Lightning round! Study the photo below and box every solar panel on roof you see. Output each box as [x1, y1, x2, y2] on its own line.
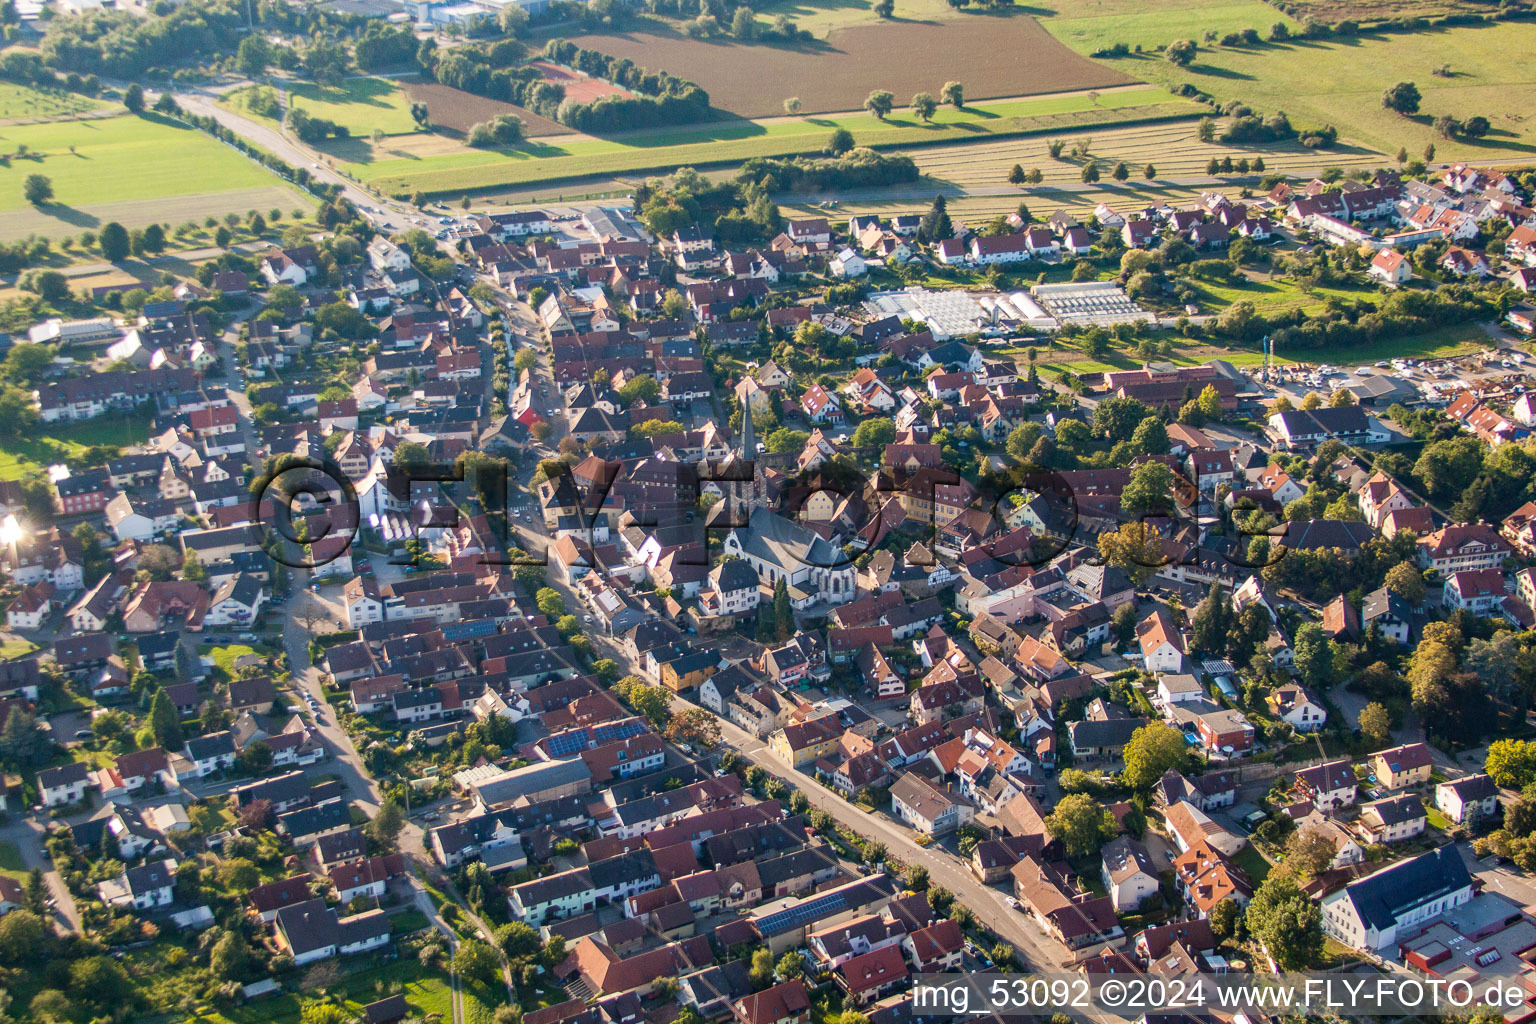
[547, 732, 588, 757]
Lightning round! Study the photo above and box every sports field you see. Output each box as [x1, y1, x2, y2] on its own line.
[566, 14, 1133, 116]
[0, 113, 305, 241]
[343, 86, 1197, 196]
[1081, 20, 1536, 158]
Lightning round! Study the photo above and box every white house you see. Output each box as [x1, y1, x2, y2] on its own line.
[367, 237, 412, 274]
[38, 761, 92, 807]
[1268, 683, 1327, 733]
[98, 858, 176, 910]
[1137, 610, 1186, 673]
[1321, 848, 1473, 953]
[829, 248, 868, 278]
[203, 573, 266, 629]
[1100, 837, 1159, 913]
[1435, 774, 1499, 826]
[1368, 249, 1411, 286]
[275, 900, 392, 966]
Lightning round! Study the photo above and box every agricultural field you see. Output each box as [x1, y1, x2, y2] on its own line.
[772, 117, 1387, 226]
[0, 113, 305, 242]
[1087, 20, 1536, 158]
[342, 86, 1197, 196]
[399, 77, 569, 137]
[566, 14, 1133, 116]
[0, 82, 107, 123]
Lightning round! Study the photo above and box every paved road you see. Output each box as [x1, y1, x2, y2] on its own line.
[0, 814, 80, 932]
[170, 88, 416, 236]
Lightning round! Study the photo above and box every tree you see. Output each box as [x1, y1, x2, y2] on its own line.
[1408, 639, 1457, 713]
[1120, 460, 1174, 520]
[665, 708, 721, 748]
[22, 175, 51, 206]
[919, 194, 952, 242]
[1112, 161, 1129, 181]
[783, 97, 802, 116]
[826, 128, 855, 155]
[1097, 522, 1164, 586]
[1358, 702, 1391, 746]
[773, 577, 793, 641]
[1283, 827, 1338, 881]
[1045, 793, 1116, 857]
[864, 90, 895, 120]
[1382, 81, 1421, 115]
[1008, 164, 1026, 185]
[1463, 115, 1491, 138]
[237, 34, 272, 77]
[851, 417, 896, 448]
[941, 81, 964, 108]
[123, 83, 143, 113]
[1197, 384, 1224, 421]
[911, 92, 937, 122]
[1197, 116, 1216, 142]
[300, 1005, 350, 1024]
[615, 677, 672, 729]
[1094, 395, 1153, 441]
[1080, 161, 1100, 183]
[411, 101, 431, 127]
[1191, 581, 1233, 656]
[749, 948, 775, 989]
[71, 956, 129, 1009]
[1121, 722, 1188, 790]
[0, 909, 47, 964]
[99, 221, 130, 262]
[1292, 623, 1335, 689]
[1131, 417, 1169, 457]
[1006, 422, 1044, 463]
[777, 950, 806, 980]
[1245, 876, 1324, 970]
[1384, 561, 1425, 604]
[1209, 898, 1240, 940]
[1166, 39, 1197, 65]
[454, 938, 501, 986]
[366, 797, 406, 849]
[149, 687, 181, 749]
[1486, 739, 1536, 789]
[536, 587, 565, 618]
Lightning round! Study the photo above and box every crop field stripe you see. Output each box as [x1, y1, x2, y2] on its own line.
[358, 101, 1204, 197]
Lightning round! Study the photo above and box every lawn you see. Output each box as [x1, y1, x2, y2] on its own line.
[204, 644, 261, 679]
[0, 409, 154, 481]
[1327, 321, 1493, 364]
[166, 956, 456, 1024]
[0, 840, 27, 881]
[345, 87, 1199, 196]
[1191, 275, 1381, 317]
[0, 639, 38, 660]
[1040, 0, 1298, 56]
[0, 82, 107, 123]
[1086, 21, 1536, 159]
[1233, 844, 1272, 882]
[0, 113, 305, 241]
[224, 79, 421, 137]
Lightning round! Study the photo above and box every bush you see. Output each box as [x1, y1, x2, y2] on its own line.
[467, 113, 525, 147]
